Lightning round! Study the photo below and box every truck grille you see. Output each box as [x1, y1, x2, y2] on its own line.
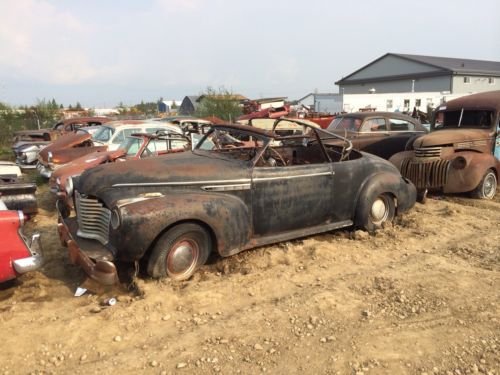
[401, 158, 450, 189]
[75, 191, 111, 245]
[414, 146, 441, 159]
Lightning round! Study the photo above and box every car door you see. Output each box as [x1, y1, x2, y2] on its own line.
[251, 150, 334, 236]
[385, 117, 421, 158]
[353, 117, 395, 159]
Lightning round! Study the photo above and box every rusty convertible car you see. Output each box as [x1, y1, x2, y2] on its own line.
[325, 112, 427, 160]
[57, 120, 416, 284]
[390, 90, 500, 201]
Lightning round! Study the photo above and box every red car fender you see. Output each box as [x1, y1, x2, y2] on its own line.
[0, 211, 31, 282]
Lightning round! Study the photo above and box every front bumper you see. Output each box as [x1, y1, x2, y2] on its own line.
[37, 163, 53, 178]
[57, 201, 118, 285]
[13, 233, 43, 274]
[15, 159, 37, 170]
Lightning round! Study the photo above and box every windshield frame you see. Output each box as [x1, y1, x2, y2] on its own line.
[194, 126, 271, 164]
[431, 107, 496, 131]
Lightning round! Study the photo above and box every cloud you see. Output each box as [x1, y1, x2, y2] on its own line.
[152, 0, 203, 14]
[0, 0, 102, 84]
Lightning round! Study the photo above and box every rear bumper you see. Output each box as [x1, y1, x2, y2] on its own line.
[57, 201, 118, 285]
[13, 233, 43, 274]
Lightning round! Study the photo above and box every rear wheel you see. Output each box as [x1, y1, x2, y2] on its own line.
[147, 223, 211, 281]
[471, 169, 497, 199]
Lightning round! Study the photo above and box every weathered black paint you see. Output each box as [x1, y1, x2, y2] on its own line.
[61, 122, 417, 283]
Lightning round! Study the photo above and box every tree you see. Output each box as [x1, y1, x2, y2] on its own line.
[195, 86, 242, 121]
[75, 102, 82, 110]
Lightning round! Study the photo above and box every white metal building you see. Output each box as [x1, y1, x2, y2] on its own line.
[336, 53, 500, 113]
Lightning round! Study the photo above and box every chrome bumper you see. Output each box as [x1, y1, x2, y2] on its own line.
[57, 201, 118, 285]
[37, 163, 52, 178]
[13, 233, 43, 274]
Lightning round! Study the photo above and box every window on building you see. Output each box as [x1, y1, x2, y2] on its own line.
[415, 99, 421, 107]
[464, 76, 471, 84]
[404, 99, 410, 108]
[489, 77, 495, 84]
[386, 99, 393, 109]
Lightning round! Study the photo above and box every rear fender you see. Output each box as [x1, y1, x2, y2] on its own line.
[114, 192, 251, 261]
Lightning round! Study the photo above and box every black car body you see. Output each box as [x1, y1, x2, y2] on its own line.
[57, 120, 416, 284]
[325, 112, 427, 160]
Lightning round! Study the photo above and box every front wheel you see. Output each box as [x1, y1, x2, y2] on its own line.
[471, 169, 497, 199]
[147, 223, 211, 281]
[357, 193, 396, 232]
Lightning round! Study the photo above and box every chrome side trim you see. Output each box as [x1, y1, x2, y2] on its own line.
[253, 171, 334, 182]
[201, 184, 251, 191]
[112, 178, 252, 188]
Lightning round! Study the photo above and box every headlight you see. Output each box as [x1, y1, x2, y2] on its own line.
[65, 176, 74, 197]
[451, 156, 466, 169]
[110, 208, 121, 229]
[47, 151, 53, 164]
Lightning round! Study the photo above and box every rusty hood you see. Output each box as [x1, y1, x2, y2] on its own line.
[50, 149, 126, 187]
[76, 151, 251, 200]
[39, 132, 92, 162]
[413, 128, 492, 148]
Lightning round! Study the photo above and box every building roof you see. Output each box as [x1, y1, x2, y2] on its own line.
[252, 97, 287, 104]
[297, 93, 339, 102]
[336, 53, 500, 85]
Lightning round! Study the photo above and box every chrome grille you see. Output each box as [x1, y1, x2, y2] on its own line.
[414, 146, 442, 159]
[75, 191, 111, 245]
[401, 158, 450, 189]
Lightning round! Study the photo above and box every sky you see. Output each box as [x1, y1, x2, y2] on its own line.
[0, 0, 499, 107]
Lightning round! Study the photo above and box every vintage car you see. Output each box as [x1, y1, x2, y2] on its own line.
[390, 91, 500, 201]
[12, 117, 111, 169]
[325, 112, 427, 160]
[0, 162, 37, 216]
[50, 131, 190, 202]
[0, 201, 43, 283]
[57, 120, 416, 285]
[37, 120, 181, 178]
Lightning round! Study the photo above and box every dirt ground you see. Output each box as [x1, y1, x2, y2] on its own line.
[0, 182, 499, 375]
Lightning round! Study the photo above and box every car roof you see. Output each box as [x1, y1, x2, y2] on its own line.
[103, 120, 179, 130]
[58, 116, 111, 125]
[339, 112, 419, 121]
[441, 90, 500, 112]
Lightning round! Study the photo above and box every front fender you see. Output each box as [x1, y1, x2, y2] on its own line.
[355, 172, 416, 224]
[111, 192, 251, 261]
[445, 152, 499, 193]
[389, 150, 414, 171]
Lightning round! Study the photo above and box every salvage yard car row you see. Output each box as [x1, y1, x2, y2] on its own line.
[1, 90, 499, 286]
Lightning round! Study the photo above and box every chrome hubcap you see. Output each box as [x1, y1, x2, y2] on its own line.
[483, 173, 497, 199]
[167, 239, 198, 275]
[370, 196, 389, 225]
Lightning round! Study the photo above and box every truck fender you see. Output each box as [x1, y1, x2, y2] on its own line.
[445, 152, 499, 193]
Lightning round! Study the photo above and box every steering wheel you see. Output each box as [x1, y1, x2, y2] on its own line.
[267, 147, 287, 166]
